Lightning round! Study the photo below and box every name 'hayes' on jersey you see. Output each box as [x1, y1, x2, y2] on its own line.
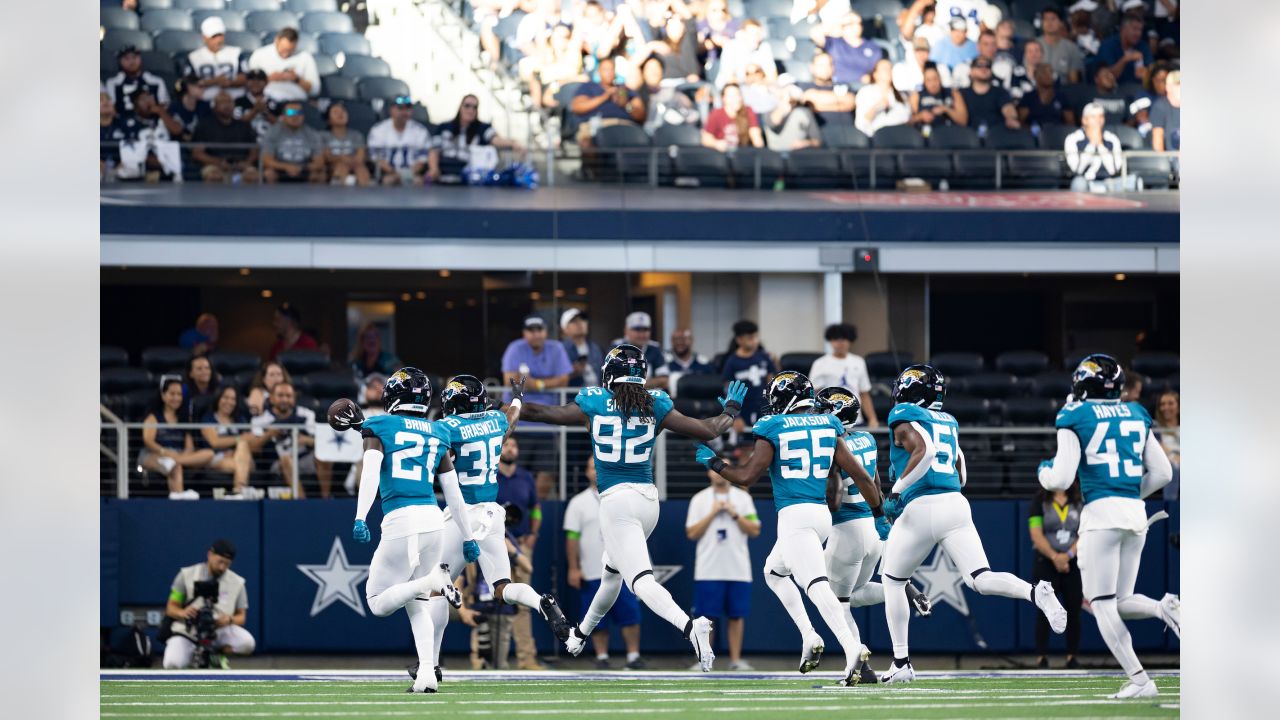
[888, 403, 963, 508]
[575, 387, 673, 492]
[1055, 400, 1153, 504]
[753, 412, 845, 511]
[361, 414, 448, 515]
[437, 409, 508, 504]
[832, 430, 877, 524]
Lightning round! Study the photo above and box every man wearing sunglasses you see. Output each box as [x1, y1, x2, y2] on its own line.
[368, 95, 439, 186]
[262, 101, 327, 184]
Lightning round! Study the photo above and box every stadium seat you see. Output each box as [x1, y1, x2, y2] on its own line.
[853, 1, 907, 32]
[789, 39, 818, 66]
[174, 0, 227, 9]
[299, 10, 354, 34]
[865, 351, 913, 379]
[952, 150, 998, 187]
[319, 31, 372, 57]
[1125, 154, 1174, 189]
[746, 0, 792, 21]
[303, 102, 328, 130]
[1029, 371, 1072, 399]
[103, 28, 155, 53]
[1001, 396, 1059, 426]
[102, 346, 130, 369]
[286, 0, 338, 12]
[897, 151, 952, 182]
[927, 125, 979, 149]
[192, 10, 248, 33]
[779, 352, 822, 375]
[1037, 123, 1075, 151]
[675, 374, 725, 400]
[653, 123, 702, 148]
[102, 8, 141, 30]
[140, 8, 195, 33]
[729, 148, 785, 188]
[141, 49, 178, 74]
[230, 0, 283, 11]
[338, 54, 390, 79]
[1006, 153, 1065, 188]
[245, 10, 299, 34]
[120, 387, 165, 421]
[872, 125, 924, 149]
[785, 149, 847, 189]
[322, 74, 358, 100]
[963, 371, 1019, 398]
[943, 395, 990, 425]
[138, 0, 176, 9]
[821, 124, 870, 149]
[671, 147, 731, 187]
[1106, 124, 1145, 151]
[357, 76, 410, 102]
[985, 126, 1035, 150]
[995, 350, 1049, 376]
[305, 371, 359, 399]
[869, 385, 894, 422]
[278, 349, 331, 375]
[595, 124, 653, 181]
[312, 52, 338, 77]
[153, 29, 204, 54]
[930, 352, 984, 377]
[231, 370, 258, 393]
[343, 101, 380, 134]
[140, 346, 191, 374]
[1130, 352, 1179, 379]
[224, 30, 263, 51]
[208, 351, 262, 376]
[101, 367, 155, 394]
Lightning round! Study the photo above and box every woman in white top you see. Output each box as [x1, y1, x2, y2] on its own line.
[854, 59, 911, 136]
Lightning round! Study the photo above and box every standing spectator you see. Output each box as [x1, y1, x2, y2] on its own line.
[910, 62, 969, 130]
[1018, 63, 1075, 128]
[1068, 1, 1102, 58]
[1028, 483, 1084, 669]
[349, 322, 399, 379]
[503, 314, 574, 404]
[854, 59, 911, 136]
[697, 0, 741, 64]
[184, 16, 246, 102]
[563, 456, 644, 669]
[1150, 70, 1179, 152]
[1083, 66, 1130, 126]
[1065, 103, 1135, 192]
[183, 354, 221, 420]
[247, 361, 291, 418]
[261, 102, 326, 184]
[1037, 6, 1084, 84]
[661, 328, 715, 377]
[167, 75, 211, 142]
[701, 84, 764, 151]
[808, 323, 878, 427]
[496, 436, 545, 671]
[571, 55, 646, 147]
[368, 96, 438, 186]
[715, 19, 775, 88]
[192, 92, 259, 184]
[951, 29, 1002, 89]
[929, 17, 978, 73]
[197, 385, 256, 498]
[248, 381, 331, 498]
[435, 95, 526, 176]
[140, 377, 203, 500]
[560, 308, 604, 388]
[609, 311, 666, 379]
[1006, 39, 1044, 101]
[267, 302, 320, 361]
[1097, 15, 1151, 85]
[799, 52, 855, 124]
[812, 11, 882, 87]
[162, 539, 255, 668]
[247, 27, 319, 103]
[720, 320, 777, 424]
[959, 56, 1020, 131]
[104, 45, 169, 117]
[178, 313, 219, 356]
[685, 459, 760, 671]
[321, 103, 371, 187]
[233, 70, 273, 140]
[894, 35, 952, 95]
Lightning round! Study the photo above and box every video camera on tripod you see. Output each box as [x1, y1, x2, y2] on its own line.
[189, 579, 221, 669]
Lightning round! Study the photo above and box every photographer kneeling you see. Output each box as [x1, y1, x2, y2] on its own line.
[162, 539, 255, 669]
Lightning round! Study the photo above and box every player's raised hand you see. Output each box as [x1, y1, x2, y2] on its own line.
[694, 443, 718, 468]
[352, 519, 371, 543]
[463, 540, 481, 564]
[719, 380, 748, 417]
[510, 376, 527, 403]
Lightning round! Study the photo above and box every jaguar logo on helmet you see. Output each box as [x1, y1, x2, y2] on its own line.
[899, 368, 927, 387]
[446, 380, 468, 394]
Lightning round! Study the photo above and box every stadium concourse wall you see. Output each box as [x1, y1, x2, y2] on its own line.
[101, 498, 1179, 658]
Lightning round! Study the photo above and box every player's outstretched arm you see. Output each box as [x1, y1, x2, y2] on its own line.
[696, 437, 774, 489]
[834, 438, 884, 509]
[1139, 430, 1173, 498]
[518, 399, 589, 426]
[661, 379, 748, 440]
[1038, 429, 1082, 491]
[501, 377, 526, 442]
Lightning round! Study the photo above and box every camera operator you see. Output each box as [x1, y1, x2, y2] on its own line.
[161, 539, 255, 669]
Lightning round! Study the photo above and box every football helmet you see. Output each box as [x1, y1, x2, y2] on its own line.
[816, 386, 861, 432]
[764, 371, 816, 415]
[601, 344, 648, 387]
[893, 364, 945, 410]
[441, 374, 489, 416]
[1071, 353, 1124, 401]
[383, 367, 431, 416]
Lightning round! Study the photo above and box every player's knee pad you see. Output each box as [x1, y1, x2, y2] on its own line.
[882, 573, 909, 587]
[804, 576, 830, 596]
[630, 569, 654, 592]
[492, 578, 511, 599]
[962, 567, 990, 592]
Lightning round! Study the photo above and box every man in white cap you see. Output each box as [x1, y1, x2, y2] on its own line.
[560, 308, 603, 388]
[1068, 1, 1103, 56]
[610, 311, 665, 381]
[184, 17, 247, 102]
[1064, 103, 1139, 193]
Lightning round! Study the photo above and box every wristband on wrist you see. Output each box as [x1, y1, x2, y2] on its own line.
[870, 504, 884, 518]
[722, 401, 741, 418]
[510, 398, 523, 410]
[709, 458, 727, 473]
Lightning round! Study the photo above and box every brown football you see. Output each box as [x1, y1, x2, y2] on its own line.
[327, 397, 361, 431]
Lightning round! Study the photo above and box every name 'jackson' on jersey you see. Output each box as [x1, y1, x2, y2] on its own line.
[888, 403, 963, 508]
[436, 410, 509, 505]
[832, 430, 877, 524]
[574, 387, 674, 492]
[361, 414, 448, 515]
[753, 412, 845, 511]
[1055, 400, 1153, 504]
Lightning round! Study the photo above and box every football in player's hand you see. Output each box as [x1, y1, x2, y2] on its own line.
[327, 398, 364, 432]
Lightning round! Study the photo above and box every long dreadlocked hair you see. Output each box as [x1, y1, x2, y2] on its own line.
[613, 382, 656, 423]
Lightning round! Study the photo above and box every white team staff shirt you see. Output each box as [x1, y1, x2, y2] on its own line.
[186, 46, 247, 101]
[808, 353, 872, 394]
[563, 487, 604, 582]
[247, 45, 320, 102]
[367, 119, 434, 169]
[686, 486, 757, 582]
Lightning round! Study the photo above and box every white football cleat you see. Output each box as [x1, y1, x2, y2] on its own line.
[1110, 679, 1158, 699]
[880, 659, 916, 684]
[798, 632, 825, 674]
[689, 616, 715, 672]
[564, 625, 587, 657]
[1034, 580, 1068, 634]
[1158, 594, 1180, 639]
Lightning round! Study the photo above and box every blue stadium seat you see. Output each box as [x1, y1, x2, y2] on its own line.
[356, 76, 410, 102]
[1130, 352, 1179, 379]
[230, 0, 283, 11]
[322, 74, 359, 100]
[744, 0, 791, 19]
[653, 123, 702, 147]
[101, 367, 156, 394]
[1009, 1, 1042, 23]
[299, 10, 354, 34]
[286, 0, 338, 12]
[1125, 154, 1173, 189]
[995, 350, 1049, 376]
[208, 351, 262, 376]
[102, 8, 141, 30]
[897, 151, 951, 182]
[138, 0, 176, 9]
[865, 351, 913, 379]
[342, 100, 380, 134]
[1006, 153, 1065, 188]
[1037, 123, 1075, 151]
[728, 148, 785, 188]
[174, 0, 227, 10]
[245, 9, 299, 34]
[140, 8, 195, 33]
[671, 147, 731, 188]
[927, 125, 980, 149]
[594, 124, 653, 181]
[1001, 396, 1059, 426]
[780, 352, 822, 375]
[303, 102, 328, 130]
[930, 352, 985, 377]
[942, 395, 990, 425]
[153, 29, 205, 54]
[785, 149, 846, 188]
[962, 371, 1019, 398]
[192, 10, 249, 33]
[313, 52, 338, 77]
[339, 54, 390, 79]
[141, 49, 179, 74]
[103, 28, 156, 53]
[318, 31, 372, 57]
[223, 30, 262, 50]
[985, 126, 1035, 150]
[822, 124, 871, 149]
[1107, 124, 1145, 150]
[1029, 371, 1071, 399]
[278, 349, 331, 375]
[140, 346, 191, 374]
[102, 346, 130, 369]
[676, 374, 725, 400]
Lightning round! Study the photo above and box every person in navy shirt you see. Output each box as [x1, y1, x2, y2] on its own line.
[1018, 63, 1075, 127]
[1097, 16, 1152, 85]
[720, 320, 777, 424]
[812, 11, 884, 86]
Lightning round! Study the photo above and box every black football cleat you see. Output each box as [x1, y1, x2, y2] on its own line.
[540, 594, 572, 643]
[406, 662, 442, 683]
[906, 583, 932, 617]
[858, 658, 879, 684]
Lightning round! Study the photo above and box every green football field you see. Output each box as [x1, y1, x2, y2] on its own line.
[101, 670, 1180, 719]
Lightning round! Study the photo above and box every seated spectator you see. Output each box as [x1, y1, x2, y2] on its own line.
[197, 385, 256, 497]
[764, 81, 821, 151]
[560, 308, 604, 388]
[349, 322, 399, 379]
[631, 55, 701, 134]
[529, 22, 586, 110]
[368, 96, 438, 186]
[855, 59, 911, 136]
[715, 19, 775, 88]
[1150, 70, 1179, 152]
[503, 314, 573, 404]
[910, 62, 968, 129]
[179, 313, 219, 355]
[100, 91, 137, 181]
[267, 302, 319, 361]
[571, 56, 646, 147]
[1006, 39, 1044, 101]
[140, 377, 204, 500]
[248, 381, 330, 498]
[1068, 1, 1102, 57]
[993, 18, 1021, 69]
[262, 101, 326, 184]
[116, 88, 183, 182]
[183, 354, 221, 420]
[247, 27, 319, 103]
[930, 17, 978, 72]
[1082, 67, 1128, 126]
[191, 92, 259, 184]
[740, 63, 779, 119]
[702, 83, 764, 151]
[166, 75, 211, 142]
[1018, 63, 1075, 128]
[812, 11, 882, 87]
[1097, 15, 1151, 85]
[320, 103, 371, 187]
[654, 327, 714, 390]
[104, 45, 169, 118]
[247, 361, 292, 417]
[1129, 61, 1170, 138]
[798, 52, 854, 125]
[184, 16, 247, 102]
[697, 0, 741, 64]
[436, 95, 526, 177]
[233, 70, 273, 140]
[1037, 7, 1084, 84]
[642, 8, 702, 82]
[808, 322, 877, 427]
[720, 320, 776, 424]
[894, 35, 952, 95]
[959, 56, 1019, 131]
[1065, 103, 1136, 193]
[609, 311, 667, 379]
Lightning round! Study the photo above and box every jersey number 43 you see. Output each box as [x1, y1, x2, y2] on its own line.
[1084, 421, 1146, 478]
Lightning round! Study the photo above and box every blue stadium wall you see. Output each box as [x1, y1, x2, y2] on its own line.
[101, 499, 1179, 657]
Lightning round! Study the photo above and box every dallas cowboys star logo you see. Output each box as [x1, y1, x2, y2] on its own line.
[914, 549, 969, 616]
[652, 565, 683, 585]
[297, 537, 370, 617]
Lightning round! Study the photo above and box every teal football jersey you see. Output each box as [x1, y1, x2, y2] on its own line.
[1055, 400, 1153, 504]
[361, 414, 448, 515]
[888, 403, 963, 508]
[437, 410, 508, 505]
[575, 387, 674, 492]
[831, 430, 877, 525]
[754, 412, 845, 511]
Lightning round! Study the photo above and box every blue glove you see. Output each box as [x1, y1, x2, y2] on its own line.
[694, 443, 718, 468]
[875, 515, 892, 541]
[719, 380, 749, 416]
[352, 519, 370, 543]
[882, 496, 903, 521]
[463, 540, 481, 564]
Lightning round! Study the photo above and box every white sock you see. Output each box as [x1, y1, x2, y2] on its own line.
[405, 600, 438, 690]
[626, 651, 640, 662]
[883, 577, 911, 659]
[765, 572, 814, 637]
[500, 582, 542, 611]
[427, 596, 449, 665]
[1093, 598, 1147, 681]
[596, 652, 609, 661]
[848, 582, 886, 607]
[1118, 594, 1161, 620]
[808, 581, 861, 667]
[839, 600, 859, 643]
[972, 570, 1035, 601]
[581, 570, 623, 635]
[631, 574, 690, 632]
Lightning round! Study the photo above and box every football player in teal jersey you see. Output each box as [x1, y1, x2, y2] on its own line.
[878, 364, 1068, 685]
[816, 386, 932, 684]
[519, 344, 748, 670]
[1038, 354, 1178, 699]
[330, 368, 478, 694]
[696, 371, 886, 687]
